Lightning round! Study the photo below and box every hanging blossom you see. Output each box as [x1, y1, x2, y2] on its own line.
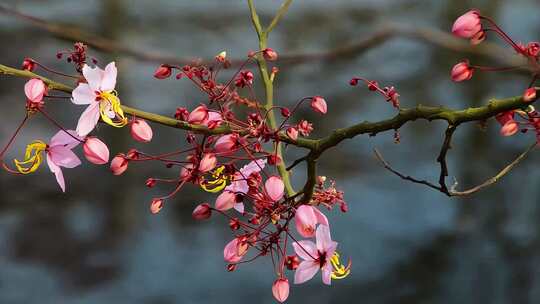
[72, 62, 128, 136]
[13, 130, 82, 192]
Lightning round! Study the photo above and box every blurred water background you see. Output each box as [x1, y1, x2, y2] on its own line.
[1, 0, 540, 303]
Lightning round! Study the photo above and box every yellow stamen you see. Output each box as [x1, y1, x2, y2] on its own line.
[14, 140, 47, 174]
[99, 90, 128, 128]
[200, 165, 230, 193]
[330, 251, 351, 280]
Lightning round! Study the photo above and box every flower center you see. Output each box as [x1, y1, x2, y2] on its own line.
[14, 140, 47, 174]
[98, 90, 128, 128]
[200, 165, 230, 193]
[330, 251, 351, 280]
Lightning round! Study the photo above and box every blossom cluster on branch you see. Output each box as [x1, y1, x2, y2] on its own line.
[0, 3, 538, 302]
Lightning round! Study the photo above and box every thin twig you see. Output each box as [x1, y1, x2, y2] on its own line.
[436, 125, 458, 193]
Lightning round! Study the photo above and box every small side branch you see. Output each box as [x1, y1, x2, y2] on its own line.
[436, 125, 458, 193]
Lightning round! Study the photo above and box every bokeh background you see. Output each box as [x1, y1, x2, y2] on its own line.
[1, 0, 540, 303]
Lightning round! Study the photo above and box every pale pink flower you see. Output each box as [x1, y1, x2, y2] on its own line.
[130, 119, 153, 143]
[292, 225, 337, 285]
[46, 130, 82, 192]
[215, 190, 236, 211]
[225, 159, 266, 212]
[452, 10, 482, 39]
[310, 96, 327, 114]
[83, 137, 110, 165]
[188, 105, 209, 124]
[24, 78, 46, 104]
[272, 278, 290, 303]
[265, 176, 284, 202]
[198, 153, 217, 173]
[294, 205, 329, 238]
[72, 62, 127, 136]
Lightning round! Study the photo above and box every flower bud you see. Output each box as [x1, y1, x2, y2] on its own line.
[267, 154, 281, 165]
[153, 64, 172, 79]
[187, 105, 209, 124]
[310, 96, 327, 114]
[224, 238, 245, 263]
[215, 51, 227, 62]
[130, 119, 153, 143]
[192, 203, 212, 220]
[150, 199, 164, 214]
[451, 61, 474, 82]
[280, 107, 291, 117]
[500, 121, 519, 137]
[294, 205, 329, 238]
[175, 107, 189, 120]
[215, 191, 236, 211]
[340, 202, 349, 213]
[452, 10, 482, 39]
[110, 154, 128, 175]
[24, 78, 47, 103]
[214, 134, 238, 154]
[146, 178, 156, 188]
[198, 153, 217, 173]
[286, 127, 298, 141]
[83, 137, 110, 165]
[272, 278, 290, 303]
[524, 87, 537, 103]
[229, 218, 240, 230]
[265, 176, 284, 202]
[527, 42, 540, 57]
[349, 78, 359, 86]
[263, 48, 278, 61]
[22, 58, 36, 71]
[127, 149, 139, 160]
[286, 255, 300, 270]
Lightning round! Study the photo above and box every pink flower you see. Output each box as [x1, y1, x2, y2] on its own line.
[265, 176, 284, 202]
[192, 203, 212, 220]
[223, 237, 247, 263]
[72, 62, 127, 136]
[214, 134, 238, 154]
[215, 190, 236, 211]
[46, 130, 82, 192]
[286, 127, 299, 141]
[272, 278, 289, 303]
[292, 225, 337, 285]
[298, 120, 313, 137]
[203, 111, 223, 129]
[294, 205, 329, 238]
[24, 78, 47, 104]
[188, 105, 209, 124]
[198, 153, 217, 173]
[263, 48, 279, 61]
[110, 154, 128, 175]
[452, 10, 482, 39]
[153, 64, 172, 79]
[83, 137, 110, 165]
[310, 96, 327, 114]
[451, 61, 474, 82]
[130, 119, 153, 143]
[225, 159, 266, 213]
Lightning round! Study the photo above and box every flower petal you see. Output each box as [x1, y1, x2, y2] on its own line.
[321, 263, 333, 285]
[233, 202, 245, 213]
[76, 102, 100, 137]
[49, 146, 81, 169]
[82, 64, 104, 91]
[292, 240, 317, 261]
[316, 225, 332, 252]
[294, 261, 319, 284]
[100, 62, 117, 91]
[312, 206, 329, 226]
[50, 130, 81, 149]
[47, 154, 65, 192]
[71, 83, 96, 105]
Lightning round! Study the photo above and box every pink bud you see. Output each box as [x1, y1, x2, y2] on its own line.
[130, 119, 153, 143]
[451, 61, 474, 82]
[310, 96, 327, 114]
[500, 121, 519, 137]
[298, 120, 313, 137]
[153, 64, 172, 79]
[280, 107, 291, 117]
[265, 176, 284, 202]
[272, 278, 290, 303]
[214, 134, 238, 153]
[215, 191, 236, 211]
[198, 153, 217, 173]
[188, 105, 209, 124]
[22, 58, 36, 71]
[294, 205, 329, 238]
[286, 127, 298, 141]
[146, 178, 156, 188]
[452, 10, 482, 39]
[223, 238, 245, 263]
[150, 199, 164, 214]
[83, 137, 110, 165]
[110, 154, 128, 175]
[24, 78, 47, 103]
[203, 111, 223, 129]
[524, 87, 537, 103]
[192, 203, 212, 220]
[263, 48, 278, 61]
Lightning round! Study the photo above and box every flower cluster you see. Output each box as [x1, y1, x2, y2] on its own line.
[1, 44, 350, 302]
[450, 10, 540, 144]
